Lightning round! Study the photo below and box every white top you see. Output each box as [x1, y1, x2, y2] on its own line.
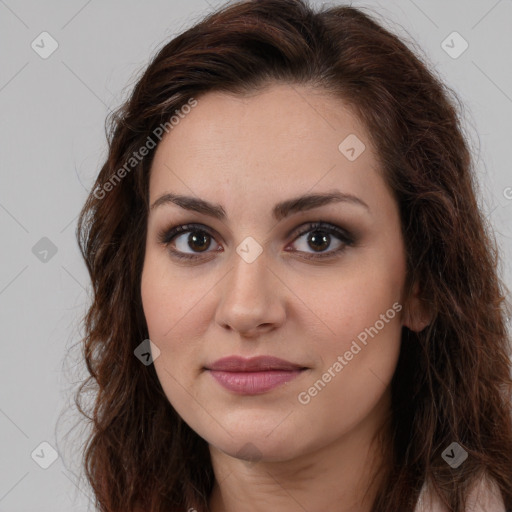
[414, 476, 507, 512]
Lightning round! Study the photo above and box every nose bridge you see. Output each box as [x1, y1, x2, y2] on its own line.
[225, 245, 271, 310]
[215, 243, 284, 334]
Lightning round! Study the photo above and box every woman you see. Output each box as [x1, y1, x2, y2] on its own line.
[75, 0, 512, 510]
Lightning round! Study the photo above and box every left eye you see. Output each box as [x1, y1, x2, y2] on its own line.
[158, 222, 354, 261]
[290, 223, 351, 257]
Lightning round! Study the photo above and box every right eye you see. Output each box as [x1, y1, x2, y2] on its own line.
[158, 223, 222, 261]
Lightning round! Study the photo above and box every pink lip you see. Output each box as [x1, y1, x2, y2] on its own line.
[205, 356, 308, 395]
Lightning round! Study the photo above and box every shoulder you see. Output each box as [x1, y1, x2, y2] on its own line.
[465, 476, 507, 512]
[414, 476, 507, 512]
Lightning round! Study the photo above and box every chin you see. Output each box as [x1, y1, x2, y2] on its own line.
[207, 426, 308, 463]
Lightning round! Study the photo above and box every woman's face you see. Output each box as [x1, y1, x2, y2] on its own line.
[141, 83, 421, 462]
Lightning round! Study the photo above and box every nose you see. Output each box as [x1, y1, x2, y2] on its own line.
[214, 248, 286, 338]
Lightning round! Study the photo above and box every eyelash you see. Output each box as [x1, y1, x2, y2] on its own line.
[157, 221, 355, 262]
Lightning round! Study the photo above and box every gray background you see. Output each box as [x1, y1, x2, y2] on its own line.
[1, 0, 511, 510]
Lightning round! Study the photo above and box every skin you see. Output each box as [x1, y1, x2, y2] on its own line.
[141, 83, 430, 511]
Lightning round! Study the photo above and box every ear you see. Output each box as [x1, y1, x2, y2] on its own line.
[402, 280, 433, 332]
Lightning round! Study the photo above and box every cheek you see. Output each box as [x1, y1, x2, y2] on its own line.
[292, 240, 405, 407]
[296, 279, 403, 440]
[141, 251, 213, 393]
[141, 275, 174, 344]
[141, 249, 206, 342]
[294, 257, 405, 351]
[141, 258, 200, 416]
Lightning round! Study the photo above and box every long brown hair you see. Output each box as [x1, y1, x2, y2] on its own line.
[73, 0, 512, 510]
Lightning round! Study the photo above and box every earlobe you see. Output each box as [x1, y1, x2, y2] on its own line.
[402, 281, 433, 333]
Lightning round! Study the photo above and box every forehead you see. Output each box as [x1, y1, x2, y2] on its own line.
[149, 83, 384, 211]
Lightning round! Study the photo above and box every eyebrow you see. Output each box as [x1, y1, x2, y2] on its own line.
[150, 190, 370, 221]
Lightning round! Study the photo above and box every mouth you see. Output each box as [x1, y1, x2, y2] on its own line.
[204, 355, 309, 395]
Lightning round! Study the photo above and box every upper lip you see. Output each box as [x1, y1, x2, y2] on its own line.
[205, 356, 307, 372]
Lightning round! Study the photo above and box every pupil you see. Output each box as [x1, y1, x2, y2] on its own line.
[189, 232, 210, 252]
[309, 231, 329, 251]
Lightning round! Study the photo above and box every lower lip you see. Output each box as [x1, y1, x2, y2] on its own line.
[207, 369, 305, 394]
